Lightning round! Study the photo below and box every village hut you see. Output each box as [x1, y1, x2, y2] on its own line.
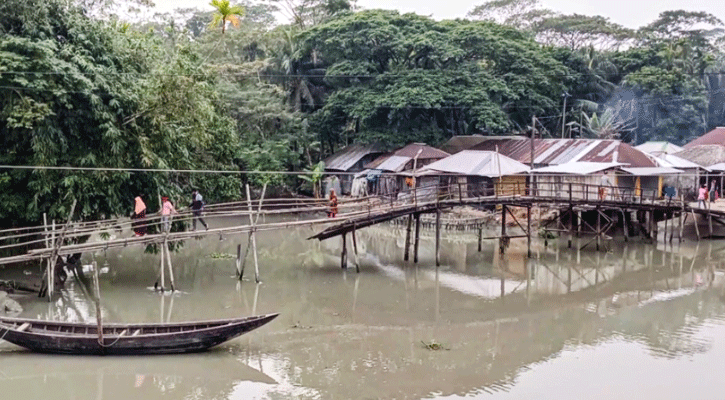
[674, 144, 725, 197]
[531, 162, 624, 200]
[365, 143, 450, 197]
[420, 150, 530, 198]
[323, 143, 385, 194]
[646, 153, 709, 199]
[471, 138, 669, 198]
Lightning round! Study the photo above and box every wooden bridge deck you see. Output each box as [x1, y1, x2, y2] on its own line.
[2, 181, 725, 267]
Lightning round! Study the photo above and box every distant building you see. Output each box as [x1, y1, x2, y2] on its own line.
[323, 143, 386, 194]
[683, 127, 725, 149]
[365, 143, 450, 197]
[469, 138, 655, 169]
[634, 141, 683, 157]
[421, 150, 530, 197]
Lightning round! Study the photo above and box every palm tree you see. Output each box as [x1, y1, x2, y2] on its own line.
[209, 0, 245, 34]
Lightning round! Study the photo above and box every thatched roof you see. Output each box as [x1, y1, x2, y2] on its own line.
[673, 145, 725, 167]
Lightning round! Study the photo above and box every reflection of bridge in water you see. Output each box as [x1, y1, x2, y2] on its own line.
[245, 239, 725, 400]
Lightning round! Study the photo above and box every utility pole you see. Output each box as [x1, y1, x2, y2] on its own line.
[531, 115, 536, 169]
[561, 92, 570, 139]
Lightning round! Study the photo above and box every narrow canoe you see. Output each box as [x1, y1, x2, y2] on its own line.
[0, 313, 278, 355]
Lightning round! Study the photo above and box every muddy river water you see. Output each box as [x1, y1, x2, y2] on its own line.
[2, 215, 725, 399]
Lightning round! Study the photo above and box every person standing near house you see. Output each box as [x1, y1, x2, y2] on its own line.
[599, 171, 612, 201]
[189, 190, 208, 231]
[160, 196, 177, 232]
[698, 184, 708, 208]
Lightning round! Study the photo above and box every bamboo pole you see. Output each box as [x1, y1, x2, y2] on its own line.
[403, 214, 412, 261]
[92, 260, 104, 348]
[164, 236, 175, 292]
[352, 224, 360, 273]
[341, 233, 348, 269]
[435, 209, 441, 267]
[527, 205, 532, 258]
[235, 243, 242, 277]
[692, 209, 700, 240]
[413, 213, 421, 264]
[44, 201, 76, 300]
[245, 184, 265, 283]
[159, 237, 165, 291]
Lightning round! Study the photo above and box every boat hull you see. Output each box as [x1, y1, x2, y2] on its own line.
[0, 313, 278, 355]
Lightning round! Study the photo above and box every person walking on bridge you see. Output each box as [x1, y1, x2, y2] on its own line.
[189, 190, 208, 231]
[132, 196, 147, 236]
[698, 184, 708, 209]
[328, 188, 338, 218]
[161, 196, 177, 232]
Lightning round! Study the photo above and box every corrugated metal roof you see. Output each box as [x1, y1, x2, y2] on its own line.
[708, 162, 725, 171]
[371, 155, 412, 172]
[652, 154, 706, 170]
[323, 143, 386, 171]
[620, 167, 682, 176]
[531, 162, 624, 175]
[439, 135, 489, 155]
[421, 150, 530, 177]
[394, 143, 450, 159]
[470, 138, 655, 167]
[683, 127, 725, 149]
[635, 141, 683, 156]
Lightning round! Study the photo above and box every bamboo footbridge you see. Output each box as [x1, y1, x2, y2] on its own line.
[1, 180, 724, 293]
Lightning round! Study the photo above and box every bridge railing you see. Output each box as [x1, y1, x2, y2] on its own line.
[396, 176, 670, 207]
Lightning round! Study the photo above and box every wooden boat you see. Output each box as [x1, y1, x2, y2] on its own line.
[0, 313, 278, 355]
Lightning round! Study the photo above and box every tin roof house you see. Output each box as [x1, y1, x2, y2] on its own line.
[420, 150, 530, 198]
[323, 143, 386, 194]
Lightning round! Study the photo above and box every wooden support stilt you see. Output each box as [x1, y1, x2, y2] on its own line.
[245, 184, 264, 283]
[477, 227, 482, 252]
[691, 209, 700, 240]
[92, 260, 103, 346]
[527, 205, 532, 258]
[413, 213, 421, 264]
[577, 211, 582, 237]
[664, 213, 669, 244]
[352, 225, 360, 273]
[567, 206, 573, 249]
[596, 206, 601, 251]
[653, 211, 659, 242]
[435, 209, 441, 267]
[235, 243, 242, 277]
[500, 205, 507, 254]
[159, 238, 165, 292]
[341, 233, 348, 269]
[43, 201, 76, 300]
[622, 209, 629, 242]
[708, 209, 713, 238]
[164, 236, 175, 292]
[403, 214, 412, 261]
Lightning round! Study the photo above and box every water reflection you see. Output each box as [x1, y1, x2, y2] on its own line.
[3, 217, 725, 399]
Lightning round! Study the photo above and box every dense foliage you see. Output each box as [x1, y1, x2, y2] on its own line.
[1, 0, 725, 228]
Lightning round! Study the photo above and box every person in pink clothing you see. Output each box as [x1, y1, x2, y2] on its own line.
[698, 185, 707, 208]
[160, 196, 177, 232]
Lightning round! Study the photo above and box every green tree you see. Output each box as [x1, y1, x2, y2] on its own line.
[209, 0, 245, 34]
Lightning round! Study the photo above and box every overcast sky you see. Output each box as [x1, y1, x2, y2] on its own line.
[151, 0, 725, 29]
